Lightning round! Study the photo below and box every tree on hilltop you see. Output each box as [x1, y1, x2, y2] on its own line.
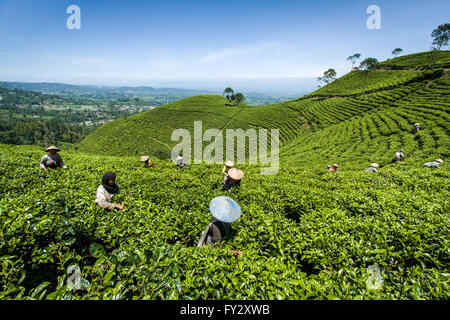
[392, 48, 403, 57]
[359, 58, 379, 95]
[317, 68, 337, 96]
[430, 23, 449, 70]
[347, 53, 361, 70]
[233, 92, 245, 106]
[224, 87, 234, 102]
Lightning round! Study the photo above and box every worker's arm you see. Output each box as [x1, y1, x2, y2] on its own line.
[40, 155, 47, 170]
[56, 154, 67, 168]
[95, 188, 118, 210]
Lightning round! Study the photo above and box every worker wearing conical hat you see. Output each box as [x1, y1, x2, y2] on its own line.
[140, 155, 157, 168]
[395, 150, 406, 162]
[331, 164, 339, 172]
[222, 160, 234, 175]
[175, 155, 188, 168]
[222, 168, 244, 192]
[412, 122, 420, 133]
[423, 158, 444, 168]
[40, 145, 67, 171]
[365, 163, 379, 173]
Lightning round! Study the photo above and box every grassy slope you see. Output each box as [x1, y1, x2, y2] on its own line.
[78, 51, 450, 166]
[1, 51, 449, 300]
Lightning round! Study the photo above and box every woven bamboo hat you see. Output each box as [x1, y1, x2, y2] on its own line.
[436, 159, 444, 163]
[177, 156, 183, 161]
[46, 145, 61, 152]
[225, 160, 234, 167]
[140, 155, 149, 162]
[228, 168, 244, 180]
[371, 163, 379, 167]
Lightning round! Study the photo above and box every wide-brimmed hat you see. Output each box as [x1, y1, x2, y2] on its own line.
[46, 145, 61, 152]
[371, 163, 379, 167]
[140, 155, 149, 162]
[209, 196, 241, 223]
[225, 160, 234, 167]
[228, 168, 244, 180]
[177, 156, 183, 161]
[436, 159, 444, 163]
[333, 164, 338, 167]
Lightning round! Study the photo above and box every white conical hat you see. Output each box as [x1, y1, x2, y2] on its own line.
[228, 168, 244, 180]
[46, 145, 61, 152]
[333, 164, 338, 167]
[225, 160, 234, 167]
[436, 159, 443, 163]
[177, 156, 183, 161]
[371, 163, 379, 167]
[140, 155, 149, 162]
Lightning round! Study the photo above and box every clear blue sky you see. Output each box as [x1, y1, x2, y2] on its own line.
[0, 0, 448, 90]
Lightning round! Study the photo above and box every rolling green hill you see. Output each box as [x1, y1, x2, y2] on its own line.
[1, 50, 449, 300]
[79, 51, 450, 168]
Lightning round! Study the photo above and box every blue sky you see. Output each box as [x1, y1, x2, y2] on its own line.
[0, 0, 448, 93]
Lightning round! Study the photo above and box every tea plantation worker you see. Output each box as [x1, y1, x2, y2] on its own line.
[325, 165, 331, 171]
[395, 150, 406, 162]
[175, 156, 188, 168]
[222, 160, 234, 175]
[140, 155, 157, 168]
[413, 122, 420, 133]
[423, 159, 443, 168]
[95, 172, 124, 210]
[365, 163, 379, 173]
[40, 145, 67, 171]
[222, 168, 244, 192]
[331, 164, 339, 172]
[198, 196, 242, 257]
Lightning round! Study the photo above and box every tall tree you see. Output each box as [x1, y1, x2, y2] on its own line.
[359, 58, 379, 95]
[317, 68, 337, 96]
[391, 48, 403, 57]
[224, 87, 234, 102]
[233, 93, 245, 106]
[347, 53, 362, 70]
[430, 23, 450, 70]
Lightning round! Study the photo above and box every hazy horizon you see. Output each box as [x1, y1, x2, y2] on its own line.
[1, 0, 449, 92]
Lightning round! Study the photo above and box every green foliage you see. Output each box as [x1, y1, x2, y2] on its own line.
[0, 144, 448, 300]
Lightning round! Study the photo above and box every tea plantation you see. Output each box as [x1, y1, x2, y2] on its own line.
[0, 51, 449, 300]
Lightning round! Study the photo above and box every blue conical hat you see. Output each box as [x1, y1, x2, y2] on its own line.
[209, 196, 241, 223]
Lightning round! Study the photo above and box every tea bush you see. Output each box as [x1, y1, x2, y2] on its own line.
[0, 144, 448, 299]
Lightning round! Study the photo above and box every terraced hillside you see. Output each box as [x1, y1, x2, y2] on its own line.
[78, 51, 450, 165]
[1, 51, 449, 301]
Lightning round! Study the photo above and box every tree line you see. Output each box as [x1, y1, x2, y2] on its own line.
[0, 119, 94, 146]
[317, 23, 449, 96]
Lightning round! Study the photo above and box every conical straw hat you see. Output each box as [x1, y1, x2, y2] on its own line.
[46, 145, 61, 152]
[140, 155, 149, 162]
[177, 156, 183, 161]
[228, 168, 244, 180]
[209, 196, 241, 223]
[225, 160, 234, 167]
[436, 159, 443, 163]
[371, 163, 379, 167]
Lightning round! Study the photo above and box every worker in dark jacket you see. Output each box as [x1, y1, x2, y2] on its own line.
[365, 163, 379, 173]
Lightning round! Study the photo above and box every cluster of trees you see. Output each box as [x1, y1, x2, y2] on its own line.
[223, 88, 245, 106]
[0, 119, 94, 146]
